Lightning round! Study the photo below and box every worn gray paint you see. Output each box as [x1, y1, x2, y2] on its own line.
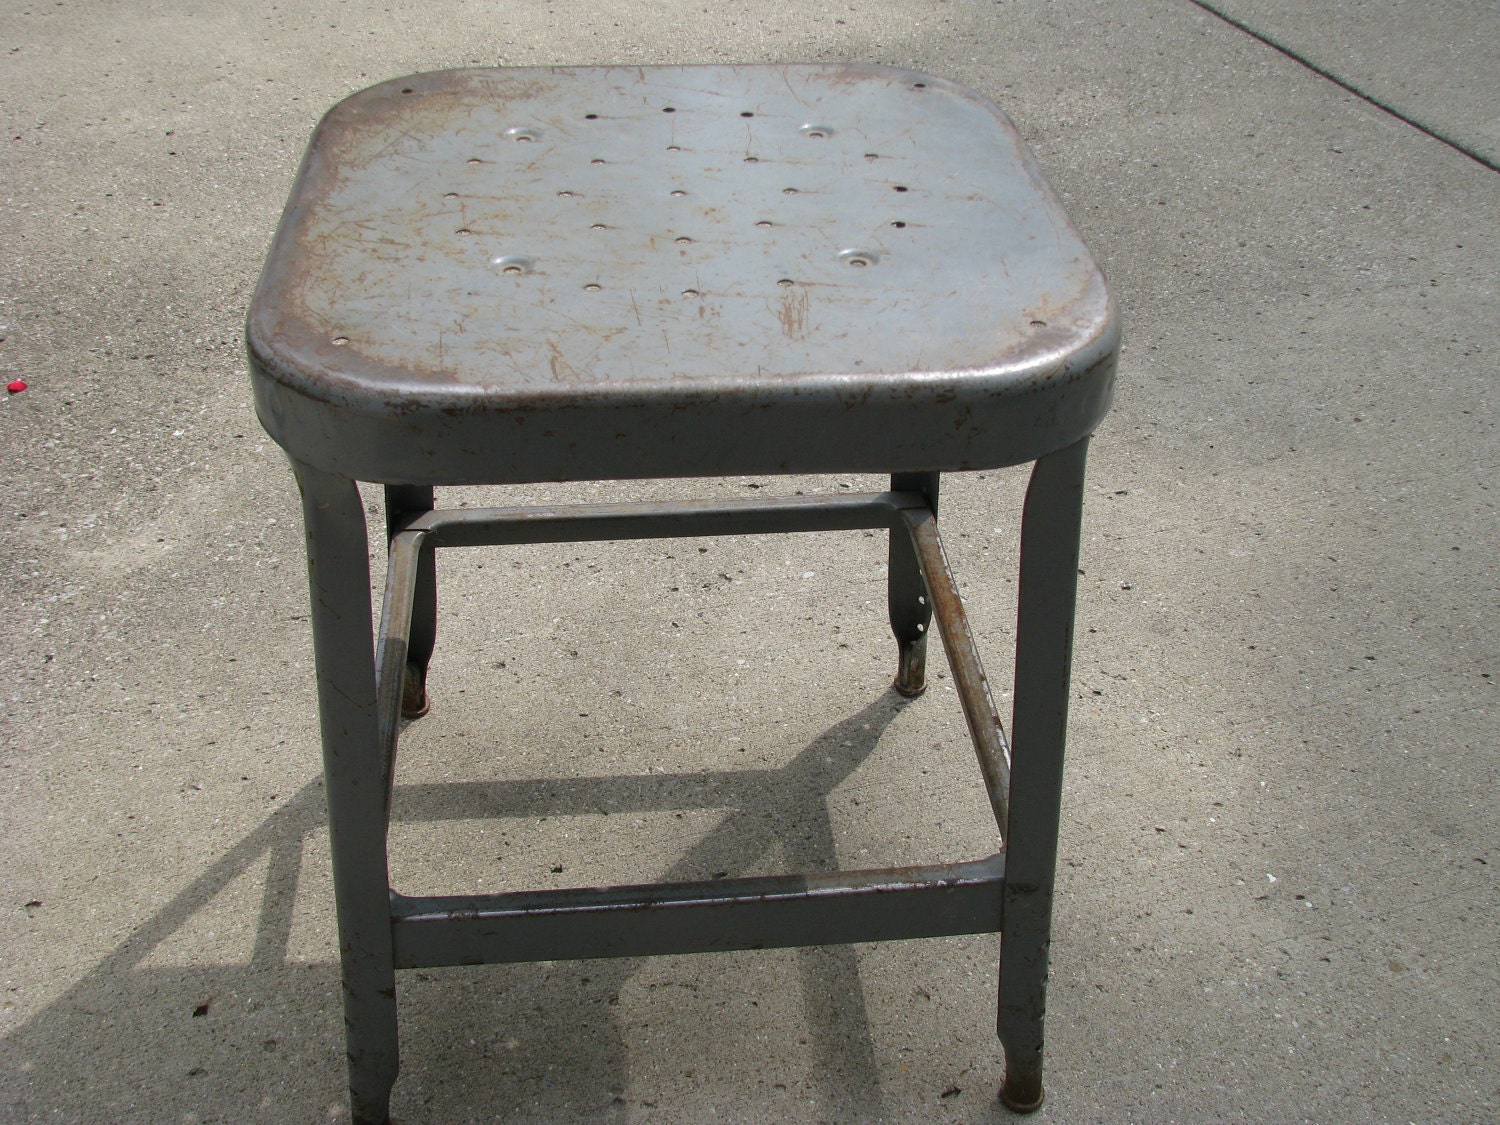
[248, 65, 1116, 484]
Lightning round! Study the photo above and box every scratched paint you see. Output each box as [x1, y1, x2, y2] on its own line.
[247, 65, 1117, 484]
[253, 65, 1110, 385]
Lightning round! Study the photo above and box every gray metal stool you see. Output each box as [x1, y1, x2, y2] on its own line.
[248, 64, 1116, 1124]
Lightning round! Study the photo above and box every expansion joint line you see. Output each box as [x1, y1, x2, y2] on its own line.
[1186, 0, 1500, 175]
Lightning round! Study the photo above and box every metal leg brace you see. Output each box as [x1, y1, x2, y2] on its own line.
[294, 458, 1088, 1122]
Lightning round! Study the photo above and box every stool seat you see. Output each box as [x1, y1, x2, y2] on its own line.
[249, 63, 1118, 1124]
[249, 65, 1115, 484]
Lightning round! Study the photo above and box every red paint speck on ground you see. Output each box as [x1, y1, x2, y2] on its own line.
[6, 380, 26, 394]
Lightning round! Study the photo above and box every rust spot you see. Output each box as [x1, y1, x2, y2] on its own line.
[776, 285, 810, 340]
[547, 340, 582, 383]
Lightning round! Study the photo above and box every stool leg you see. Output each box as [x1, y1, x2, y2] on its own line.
[295, 461, 400, 1125]
[384, 485, 436, 719]
[997, 437, 1088, 1113]
[888, 472, 939, 696]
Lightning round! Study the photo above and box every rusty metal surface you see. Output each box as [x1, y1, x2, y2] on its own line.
[389, 854, 1004, 968]
[248, 65, 1117, 484]
[901, 507, 1012, 836]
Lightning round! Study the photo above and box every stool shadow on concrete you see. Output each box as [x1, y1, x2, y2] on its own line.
[0, 692, 919, 1122]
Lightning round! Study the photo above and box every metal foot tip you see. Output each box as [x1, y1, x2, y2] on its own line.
[401, 661, 430, 720]
[894, 641, 927, 696]
[999, 1078, 1045, 1114]
[893, 673, 927, 697]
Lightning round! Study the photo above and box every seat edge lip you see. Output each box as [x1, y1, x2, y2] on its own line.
[244, 282, 1119, 417]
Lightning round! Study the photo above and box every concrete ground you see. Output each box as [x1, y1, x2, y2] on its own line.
[1, 1, 1496, 1122]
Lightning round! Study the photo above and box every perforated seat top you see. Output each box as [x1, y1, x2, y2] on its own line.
[248, 65, 1116, 484]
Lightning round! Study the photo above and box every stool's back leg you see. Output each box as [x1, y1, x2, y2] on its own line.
[296, 461, 400, 1125]
[888, 472, 940, 696]
[384, 486, 436, 718]
[998, 437, 1089, 1113]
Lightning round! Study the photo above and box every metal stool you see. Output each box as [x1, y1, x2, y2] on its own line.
[248, 64, 1116, 1124]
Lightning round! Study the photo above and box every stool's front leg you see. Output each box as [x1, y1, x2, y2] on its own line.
[998, 437, 1089, 1113]
[294, 461, 400, 1125]
[384, 485, 437, 718]
[888, 472, 940, 695]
